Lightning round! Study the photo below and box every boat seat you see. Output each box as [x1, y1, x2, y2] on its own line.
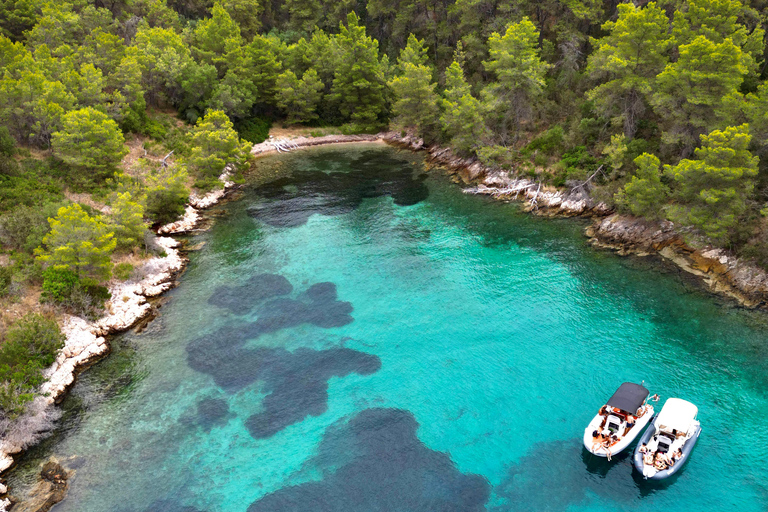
[657, 433, 673, 453]
[605, 415, 623, 433]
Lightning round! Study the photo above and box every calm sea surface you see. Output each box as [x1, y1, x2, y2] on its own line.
[9, 143, 768, 511]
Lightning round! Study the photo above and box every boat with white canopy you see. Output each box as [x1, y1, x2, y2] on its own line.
[633, 398, 701, 479]
[583, 382, 655, 459]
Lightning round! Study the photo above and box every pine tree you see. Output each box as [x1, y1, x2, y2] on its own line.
[35, 204, 116, 283]
[666, 124, 759, 242]
[652, 36, 747, 156]
[388, 34, 440, 140]
[440, 61, 488, 156]
[276, 69, 324, 124]
[187, 110, 251, 189]
[329, 13, 389, 133]
[586, 3, 672, 139]
[111, 192, 147, 250]
[52, 107, 128, 179]
[481, 17, 551, 142]
[616, 153, 669, 218]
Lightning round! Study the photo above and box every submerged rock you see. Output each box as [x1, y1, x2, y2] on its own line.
[248, 408, 490, 511]
[11, 458, 72, 512]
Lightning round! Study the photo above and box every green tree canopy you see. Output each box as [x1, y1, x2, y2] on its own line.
[187, 110, 251, 189]
[111, 192, 146, 250]
[388, 35, 440, 140]
[52, 106, 128, 179]
[276, 68, 324, 124]
[616, 153, 670, 218]
[328, 12, 389, 133]
[666, 124, 759, 242]
[35, 203, 116, 283]
[482, 17, 551, 142]
[652, 36, 747, 156]
[587, 3, 672, 139]
[440, 60, 488, 156]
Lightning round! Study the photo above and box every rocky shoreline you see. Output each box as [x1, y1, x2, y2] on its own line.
[383, 132, 768, 309]
[0, 172, 237, 510]
[5, 132, 768, 510]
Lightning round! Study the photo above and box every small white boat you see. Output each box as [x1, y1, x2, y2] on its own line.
[633, 398, 701, 480]
[583, 382, 655, 459]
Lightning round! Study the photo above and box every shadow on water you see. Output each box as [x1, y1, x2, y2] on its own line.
[191, 275, 381, 438]
[247, 408, 491, 512]
[493, 439, 640, 511]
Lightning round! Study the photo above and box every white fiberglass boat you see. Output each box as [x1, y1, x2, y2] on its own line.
[583, 382, 655, 459]
[633, 398, 701, 480]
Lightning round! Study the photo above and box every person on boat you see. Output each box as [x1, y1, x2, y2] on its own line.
[643, 450, 654, 466]
[653, 452, 669, 470]
[624, 415, 635, 434]
[671, 449, 683, 464]
[638, 443, 649, 454]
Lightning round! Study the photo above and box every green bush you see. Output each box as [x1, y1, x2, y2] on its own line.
[145, 184, 189, 225]
[0, 202, 66, 253]
[0, 126, 18, 176]
[114, 262, 134, 281]
[0, 172, 64, 213]
[141, 118, 168, 140]
[42, 267, 80, 302]
[526, 125, 565, 155]
[559, 146, 602, 184]
[477, 145, 518, 171]
[233, 117, 272, 144]
[0, 267, 11, 297]
[0, 313, 65, 418]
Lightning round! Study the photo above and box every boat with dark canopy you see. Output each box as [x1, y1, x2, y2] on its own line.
[583, 382, 654, 459]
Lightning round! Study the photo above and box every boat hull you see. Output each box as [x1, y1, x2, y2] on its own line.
[632, 424, 701, 479]
[582, 409, 654, 458]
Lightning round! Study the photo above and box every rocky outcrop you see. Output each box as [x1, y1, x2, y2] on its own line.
[587, 214, 768, 308]
[9, 458, 72, 512]
[250, 134, 383, 156]
[158, 168, 236, 235]
[382, 132, 612, 218]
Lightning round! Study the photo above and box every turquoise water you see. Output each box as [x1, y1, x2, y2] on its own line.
[9, 144, 768, 511]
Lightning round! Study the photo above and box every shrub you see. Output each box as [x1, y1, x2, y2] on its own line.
[145, 166, 190, 225]
[233, 117, 271, 144]
[42, 267, 80, 302]
[0, 314, 65, 417]
[477, 145, 518, 171]
[114, 262, 134, 281]
[0, 267, 11, 297]
[526, 125, 565, 155]
[0, 202, 66, 253]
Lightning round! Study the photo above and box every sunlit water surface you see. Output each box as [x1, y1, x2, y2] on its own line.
[9, 144, 768, 511]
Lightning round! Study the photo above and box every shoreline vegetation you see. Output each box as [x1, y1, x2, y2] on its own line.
[4, 0, 768, 505]
[3, 133, 768, 509]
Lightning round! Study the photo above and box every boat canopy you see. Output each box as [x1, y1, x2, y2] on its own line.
[606, 382, 649, 414]
[655, 398, 698, 433]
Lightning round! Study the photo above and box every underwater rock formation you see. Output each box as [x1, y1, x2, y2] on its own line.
[248, 408, 490, 511]
[208, 273, 293, 315]
[247, 150, 429, 227]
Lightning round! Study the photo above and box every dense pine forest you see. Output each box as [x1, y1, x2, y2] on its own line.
[1, 0, 768, 413]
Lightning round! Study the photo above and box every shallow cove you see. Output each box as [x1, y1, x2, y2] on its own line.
[8, 143, 768, 511]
